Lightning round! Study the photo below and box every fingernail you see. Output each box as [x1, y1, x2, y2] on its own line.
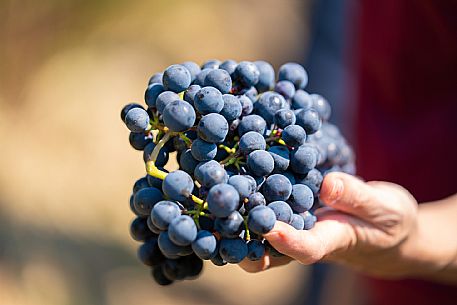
[328, 179, 343, 205]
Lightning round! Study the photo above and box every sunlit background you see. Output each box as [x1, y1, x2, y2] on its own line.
[0, 1, 359, 304]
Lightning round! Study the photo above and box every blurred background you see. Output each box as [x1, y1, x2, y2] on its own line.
[0, 0, 359, 304]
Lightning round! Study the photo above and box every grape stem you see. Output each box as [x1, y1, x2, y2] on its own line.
[146, 132, 175, 179]
[243, 218, 251, 241]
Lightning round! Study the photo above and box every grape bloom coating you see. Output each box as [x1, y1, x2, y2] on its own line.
[122, 60, 356, 285]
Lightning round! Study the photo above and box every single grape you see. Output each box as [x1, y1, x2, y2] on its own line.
[296, 108, 321, 135]
[228, 175, 255, 199]
[288, 184, 314, 213]
[267, 201, 293, 223]
[238, 114, 267, 136]
[162, 170, 194, 201]
[162, 100, 196, 132]
[148, 72, 163, 85]
[274, 109, 296, 129]
[245, 192, 266, 211]
[238, 95, 254, 115]
[220, 94, 242, 122]
[278, 62, 308, 89]
[301, 211, 317, 230]
[268, 146, 290, 173]
[219, 59, 238, 76]
[143, 142, 169, 167]
[191, 230, 217, 260]
[168, 215, 198, 246]
[289, 213, 305, 230]
[183, 84, 201, 106]
[214, 210, 244, 238]
[282, 124, 306, 147]
[201, 59, 221, 70]
[234, 61, 260, 87]
[194, 160, 228, 188]
[124, 108, 150, 133]
[310, 93, 331, 121]
[254, 60, 275, 93]
[239, 131, 266, 155]
[179, 149, 200, 174]
[121, 103, 144, 121]
[247, 205, 276, 235]
[255, 92, 286, 124]
[162, 64, 192, 93]
[274, 80, 296, 100]
[207, 183, 240, 218]
[263, 174, 292, 202]
[247, 240, 265, 261]
[130, 217, 156, 241]
[204, 68, 232, 94]
[295, 168, 323, 196]
[292, 89, 312, 109]
[156, 91, 180, 114]
[219, 237, 248, 263]
[133, 176, 151, 194]
[151, 201, 181, 230]
[191, 138, 217, 161]
[197, 113, 229, 143]
[247, 150, 274, 177]
[290, 144, 319, 174]
[133, 187, 163, 216]
[137, 238, 165, 266]
[194, 86, 224, 114]
[144, 83, 165, 107]
[181, 61, 201, 82]
[129, 132, 152, 151]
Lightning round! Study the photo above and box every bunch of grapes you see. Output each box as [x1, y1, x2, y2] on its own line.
[122, 59, 355, 285]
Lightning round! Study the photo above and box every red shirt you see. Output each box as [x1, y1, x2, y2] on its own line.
[355, 1, 457, 304]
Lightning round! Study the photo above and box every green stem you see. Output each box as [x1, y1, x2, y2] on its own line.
[244, 218, 251, 241]
[146, 132, 175, 179]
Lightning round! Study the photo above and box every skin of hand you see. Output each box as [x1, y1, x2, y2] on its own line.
[239, 172, 457, 283]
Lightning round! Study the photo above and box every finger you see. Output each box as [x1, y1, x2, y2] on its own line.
[263, 218, 356, 264]
[319, 172, 382, 219]
[238, 251, 292, 273]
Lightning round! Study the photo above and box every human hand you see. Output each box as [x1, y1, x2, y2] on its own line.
[240, 172, 421, 278]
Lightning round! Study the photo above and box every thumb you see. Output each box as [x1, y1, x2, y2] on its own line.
[319, 172, 381, 220]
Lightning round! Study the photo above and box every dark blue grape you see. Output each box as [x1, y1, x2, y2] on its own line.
[191, 138, 217, 161]
[292, 89, 312, 109]
[290, 144, 318, 174]
[129, 132, 152, 151]
[194, 160, 228, 188]
[247, 205, 276, 235]
[121, 103, 144, 121]
[179, 149, 199, 174]
[234, 61, 259, 88]
[183, 84, 201, 106]
[247, 150, 274, 176]
[194, 68, 212, 86]
[288, 184, 314, 213]
[201, 59, 220, 70]
[219, 237, 248, 263]
[143, 142, 169, 167]
[247, 240, 265, 261]
[162, 64, 191, 93]
[158, 231, 192, 258]
[274, 80, 296, 100]
[301, 211, 317, 230]
[124, 108, 149, 132]
[228, 175, 255, 199]
[148, 72, 163, 85]
[162, 170, 194, 201]
[219, 59, 237, 76]
[152, 265, 173, 285]
[156, 91, 180, 114]
[130, 217, 156, 241]
[267, 201, 293, 223]
[254, 60, 275, 92]
[255, 92, 286, 124]
[130, 194, 142, 217]
[238, 95, 254, 115]
[239, 86, 258, 102]
[207, 183, 239, 218]
[238, 114, 267, 136]
[181, 61, 201, 82]
[289, 214, 305, 230]
[282, 124, 306, 147]
[151, 201, 181, 230]
[168, 215, 198, 246]
[162, 100, 196, 132]
[162, 258, 188, 280]
[296, 168, 323, 196]
[263, 174, 292, 202]
[278, 62, 308, 89]
[144, 83, 165, 107]
[138, 238, 165, 266]
[220, 94, 242, 122]
[310, 93, 331, 121]
[296, 108, 321, 135]
[274, 109, 296, 129]
[239, 131, 266, 155]
[245, 192, 266, 211]
[194, 86, 224, 114]
[147, 216, 163, 234]
[204, 69, 232, 94]
[268, 146, 290, 173]
[197, 113, 229, 143]
[133, 176, 150, 194]
[133, 187, 163, 216]
[215, 211, 244, 238]
[192, 230, 217, 260]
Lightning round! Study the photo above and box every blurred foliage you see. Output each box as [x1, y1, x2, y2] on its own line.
[0, 0, 313, 304]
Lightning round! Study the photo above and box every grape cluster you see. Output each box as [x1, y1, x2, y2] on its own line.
[122, 59, 355, 285]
